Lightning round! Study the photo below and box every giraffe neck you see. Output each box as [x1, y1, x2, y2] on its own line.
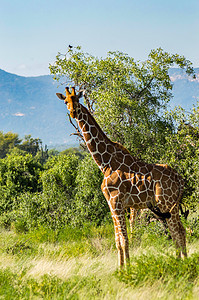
[75, 104, 135, 173]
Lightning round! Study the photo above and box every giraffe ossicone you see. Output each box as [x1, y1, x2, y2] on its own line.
[57, 87, 187, 268]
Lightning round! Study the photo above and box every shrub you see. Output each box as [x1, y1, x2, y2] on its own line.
[0, 151, 42, 214]
[15, 191, 76, 231]
[14, 154, 80, 230]
[73, 154, 110, 226]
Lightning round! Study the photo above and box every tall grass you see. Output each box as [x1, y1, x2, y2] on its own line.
[0, 219, 198, 299]
[117, 253, 199, 297]
[0, 269, 104, 300]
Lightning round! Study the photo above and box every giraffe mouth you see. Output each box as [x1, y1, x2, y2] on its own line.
[70, 110, 76, 118]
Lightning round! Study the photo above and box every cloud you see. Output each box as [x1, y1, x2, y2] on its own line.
[12, 112, 25, 117]
[170, 71, 199, 83]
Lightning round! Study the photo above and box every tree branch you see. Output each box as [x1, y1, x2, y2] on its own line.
[124, 77, 154, 100]
[68, 114, 84, 143]
[135, 77, 154, 100]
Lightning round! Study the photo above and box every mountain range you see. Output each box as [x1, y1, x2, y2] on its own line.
[0, 69, 76, 147]
[0, 68, 199, 147]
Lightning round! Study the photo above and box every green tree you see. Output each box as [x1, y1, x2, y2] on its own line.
[42, 154, 79, 198]
[161, 104, 199, 212]
[37, 154, 80, 228]
[0, 151, 42, 214]
[13, 154, 109, 230]
[18, 135, 49, 163]
[50, 46, 195, 160]
[0, 131, 21, 158]
[60, 147, 86, 159]
[18, 135, 41, 155]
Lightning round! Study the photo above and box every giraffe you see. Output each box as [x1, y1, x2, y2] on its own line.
[56, 87, 187, 268]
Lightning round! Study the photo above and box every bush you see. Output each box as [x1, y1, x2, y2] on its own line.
[15, 191, 75, 231]
[1, 153, 112, 231]
[73, 155, 110, 226]
[42, 154, 79, 196]
[0, 151, 42, 214]
[13, 154, 80, 230]
[41, 154, 80, 226]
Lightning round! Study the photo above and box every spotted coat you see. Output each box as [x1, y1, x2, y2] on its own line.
[56, 87, 187, 268]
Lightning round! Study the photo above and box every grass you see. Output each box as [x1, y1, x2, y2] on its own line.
[0, 221, 199, 299]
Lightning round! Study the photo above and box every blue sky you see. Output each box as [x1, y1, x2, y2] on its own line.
[1, 0, 199, 76]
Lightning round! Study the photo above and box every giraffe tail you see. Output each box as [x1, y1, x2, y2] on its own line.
[177, 175, 184, 204]
[176, 174, 190, 219]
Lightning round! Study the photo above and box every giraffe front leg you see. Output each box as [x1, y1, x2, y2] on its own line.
[118, 214, 130, 266]
[111, 213, 124, 267]
[110, 203, 130, 268]
[101, 186, 130, 268]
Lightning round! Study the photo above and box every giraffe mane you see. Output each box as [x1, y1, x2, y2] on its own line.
[112, 141, 132, 155]
[81, 105, 132, 156]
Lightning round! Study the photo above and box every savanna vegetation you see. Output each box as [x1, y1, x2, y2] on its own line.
[0, 47, 198, 299]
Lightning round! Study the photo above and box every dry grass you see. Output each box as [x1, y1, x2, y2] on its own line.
[27, 251, 117, 279]
[0, 226, 199, 299]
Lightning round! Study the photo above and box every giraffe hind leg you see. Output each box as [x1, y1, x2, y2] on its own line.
[166, 210, 187, 258]
[129, 207, 138, 233]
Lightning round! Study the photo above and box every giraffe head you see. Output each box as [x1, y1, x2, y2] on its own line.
[56, 87, 83, 118]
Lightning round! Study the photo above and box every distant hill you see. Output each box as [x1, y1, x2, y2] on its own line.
[0, 69, 75, 146]
[169, 68, 199, 110]
[0, 68, 198, 146]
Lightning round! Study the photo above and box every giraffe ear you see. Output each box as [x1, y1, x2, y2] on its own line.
[77, 91, 83, 99]
[56, 93, 67, 101]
